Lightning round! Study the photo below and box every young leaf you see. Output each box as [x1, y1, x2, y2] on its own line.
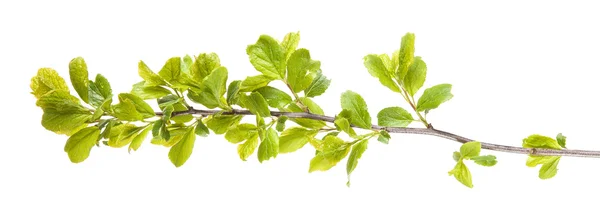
[557, 133, 567, 148]
[69, 57, 89, 103]
[205, 115, 243, 134]
[286, 101, 326, 129]
[240, 75, 276, 92]
[279, 127, 318, 153]
[526, 156, 561, 179]
[107, 124, 144, 147]
[334, 117, 357, 138]
[522, 134, 562, 150]
[377, 131, 391, 144]
[471, 155, 497, 167]
[30, 68, 70, 99]
[191, 53, 221, 82]
[131, 81, 172, 100]
[539, 157, 560, 179]
[276, 116, 288, 132]
[460, 141, 481, 159]
[240, 92, 271, 117]
[195, 120, 210, 137]
[37, 91, 92, 135]
[88, 74, 112, 108]
[258, 128, 279, 163]
[448, 160, 473, 188]
[64, 126, 100, 163]
[346, 139, 368, 186]
[182, 55, 193, 74]
[225, 123, 258, 143]
[129, 126, 152, 153]
[416, 84, 453, 112]
[363, 54, 400, 92]
[117, 93, 156, 118]
[138, 60, 166, 86]
[158, 57, 181, 83]
[151, 127, 187, 147]
[152, 120, 170, 141]
[340, 91, 372, 129]
[287, 49, 321, 92]
[192, 66, 228, 109]
[226, 80, 242, 105]
[396, 33, 415, 82]
[113, 98, 144, 121]
[453, 151, 461, 162]
[256, 86, 292, 108]
[281, 32, 300, 61]
[238, 134, 259, 161]
[168, 127, 197, 167]
[304, 72, 331, 97]
[377, 107, 414, 127]
[309, 136, 351, 172]
[247, 35, 285, 79]
[403, 56, 427, 97]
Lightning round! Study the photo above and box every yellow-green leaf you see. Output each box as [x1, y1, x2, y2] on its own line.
[258, 128, 279, 163]
[247, 35, 285, 79]
[168, 127, 197, 167]
[279, 127, 318, 153]
[69, 57, 89, 103]
[30, 68, 70, 99]
[64, 126, 100, 163]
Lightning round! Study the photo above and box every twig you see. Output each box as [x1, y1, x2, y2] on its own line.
[159, 107, 600, 158]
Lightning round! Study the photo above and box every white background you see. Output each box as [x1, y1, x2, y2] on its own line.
[1, 0, 600, 219]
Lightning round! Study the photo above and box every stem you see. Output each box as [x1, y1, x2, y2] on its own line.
[284, 81, 310, 113]
[400, 88, 429, 128]
[156, 107, 600, 158]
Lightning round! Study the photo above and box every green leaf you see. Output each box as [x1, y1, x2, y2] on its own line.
[88, 74, 112, 108]
[377, 107, 414, 127]
[225, 123, 258, 143]
[557, 133, 567, 148]
[138, 60, 166, 86]
[416, 84, 453, 112]
[69, 57, 89, 103]
[107, 124, 144, 148]
[190, 67, 228, 109]
[158, 57, 181, 83]
[240, 75, 276, 92]
[168, 127, 197, 167]
[281, 32, 300, 61]
[396, 33, 415, 82]
[64, 126, 100, 163]
[309, 136, 351, 172]
[152, 119, 170, 141]
[453, 151, 461, 162]
[129, 126, 152, 153]
[240, 92, 271, 117]
[378, 54, 393, 74]
[279, 127, 318, 153]
[448, 160, 473, 188]
[377, 131, 391, 144]
[340, 91, 372, 129]
[151, 127, 187, 147]
[191, 53, 221, 82]
[113, 98, 144, 121]
[162, 105, 175, 122]
[256, 86, 292, 108]
[304, 72, 331, 97]
[117, 93, 155, 118]
[286, 49, 321, 92]
[238, 133, 259, 161]
[403, 56, 427, 97]
[205, 115, 243, 134]
[30, 68, 70, 99]
[37, 91, 92, 135]
[258, 128, 279, 163]
[471, 155, 497, 167]
[460, 141, 481, 159]
[334, 117, 357, 138]
[247, 35, 285, 79]
[346, 139, 368, 186]
[363, 54, 400, 93]
[182, 55, 193, 74]
[539, 157, 560, 179]
[195, 120, 210, 137]
[131, 81, 172, 100]
[526, 156, 561, 179]
[226, 80, 242, 105]
[276, 116, 288, 132]
[522, 134, 562, 150]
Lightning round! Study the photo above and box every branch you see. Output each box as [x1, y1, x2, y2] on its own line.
[162, 108, 600, 158]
